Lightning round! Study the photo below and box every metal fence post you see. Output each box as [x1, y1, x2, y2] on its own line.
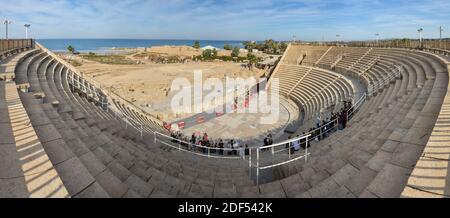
[305, 136, 309, 163]
[288, 140, 291, 159]
[256, 148, 260, 185]
[249, 148, 252, 177]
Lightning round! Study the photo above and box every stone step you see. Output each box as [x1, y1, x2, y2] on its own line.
[1, 80, 69, 197]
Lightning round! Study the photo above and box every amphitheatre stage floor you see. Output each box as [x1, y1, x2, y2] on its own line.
[177, 104, 291, 146]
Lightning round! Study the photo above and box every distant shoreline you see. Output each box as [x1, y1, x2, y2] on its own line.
[37, 39, 248, 54]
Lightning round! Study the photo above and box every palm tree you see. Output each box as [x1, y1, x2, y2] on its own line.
[193, 41, 200, 49]
[243, 41, 257, 52]
[264, 39, 274, 53]
[243, 41, 252, 50]
[264, 39, 277, 54]
[223, 44, 232, 50]
[279, 42, 288, 53]
[67, 45, 75, 54]
[246, 53, 258, 71]
[231, 47, 240, 58]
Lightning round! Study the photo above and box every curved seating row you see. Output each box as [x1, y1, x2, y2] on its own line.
[282, 45, 306, 65]
[6, 48, 256, 198]
[262, 46, 449, 198]
[1, 48, 71, 197]
[2, 43, 449, 198]
[295, 45, 330, 66]
[270, 64, 355, 119]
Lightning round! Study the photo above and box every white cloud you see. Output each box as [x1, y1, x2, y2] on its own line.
[0, 0, 448, 40]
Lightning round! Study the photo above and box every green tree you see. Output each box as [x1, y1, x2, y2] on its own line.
[193, 41, 201, 49]
[202, 49, 217, 60]
[243, 41, 257, 51]
[223, 44, 232, 50]
[247, 53, 257, 63]
[67, 45, 75, 54]
[263, 39, 275, 54]
[279, 42, 288, 53]
[231, 47, 240, 58]
[246, 53, 258, 70]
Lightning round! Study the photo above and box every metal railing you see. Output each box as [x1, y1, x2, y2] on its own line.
[150, 92, 367, 184]
[249, 134, 311, 185]
[96, 98, 146, 138]
[285, 92, 366, 152]
[36, 42, 374, 185]
[251, 92, 366, 184]
[154, 131, 245, 159]
[36, 42, 164, 132]
[347, 93, 367, 119]
[367, 64, 403, 96]
[157, 92, 366, 155]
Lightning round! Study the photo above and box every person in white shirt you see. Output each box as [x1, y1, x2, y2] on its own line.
[293, 135, 301, 151]
[233, 139, 239, 155]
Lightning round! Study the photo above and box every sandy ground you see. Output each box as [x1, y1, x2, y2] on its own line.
[179, 104, 290, 145]
[69, 52, 266, 122]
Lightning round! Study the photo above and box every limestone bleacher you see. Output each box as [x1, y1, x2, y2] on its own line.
[295, 45, 331, 66]
[4, 46, 255, 198]
[401, 52, 450, 197]
[2, 40, 450, 198]
[270, 63, 355, 120]
[335, 47, 371, 71]
[112, 99, 166, 133]
[316, 46, 348, 69]
[264, 46, 449, 198]
[282, 44, 305, 65]
[300, 46, 436, 97]
[1, 48, 70, 197]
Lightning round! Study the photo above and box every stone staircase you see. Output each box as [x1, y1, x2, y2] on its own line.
[0, 50, 69, 197]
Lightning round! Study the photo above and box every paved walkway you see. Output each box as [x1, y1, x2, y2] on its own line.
[0, 81, 69, 197]
[179, 101, 291, 146]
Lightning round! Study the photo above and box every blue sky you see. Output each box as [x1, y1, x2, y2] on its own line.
[0, 0, 449, 41]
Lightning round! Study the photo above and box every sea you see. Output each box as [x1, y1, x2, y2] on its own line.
[37, 39, 246, 54]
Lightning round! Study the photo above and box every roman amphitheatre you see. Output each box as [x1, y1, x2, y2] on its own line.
[1, 36, 450, 199]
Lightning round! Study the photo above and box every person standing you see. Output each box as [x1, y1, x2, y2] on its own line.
[286, 136, 292, 153]
[293, 135, 301, 151]
[218, 139, 224, 155]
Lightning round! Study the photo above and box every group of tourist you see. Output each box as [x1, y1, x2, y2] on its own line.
[285, 134, 310, 154]
[169, 131, 250, 156]
[313, 100, 353, 138]
[283, 100, 355, 154]
[166, 100, 356, 157]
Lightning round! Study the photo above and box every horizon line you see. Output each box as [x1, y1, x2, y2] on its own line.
[33, 37, 450, 42]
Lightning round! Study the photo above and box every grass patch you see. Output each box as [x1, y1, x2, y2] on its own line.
[81, 54, 136, 65]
